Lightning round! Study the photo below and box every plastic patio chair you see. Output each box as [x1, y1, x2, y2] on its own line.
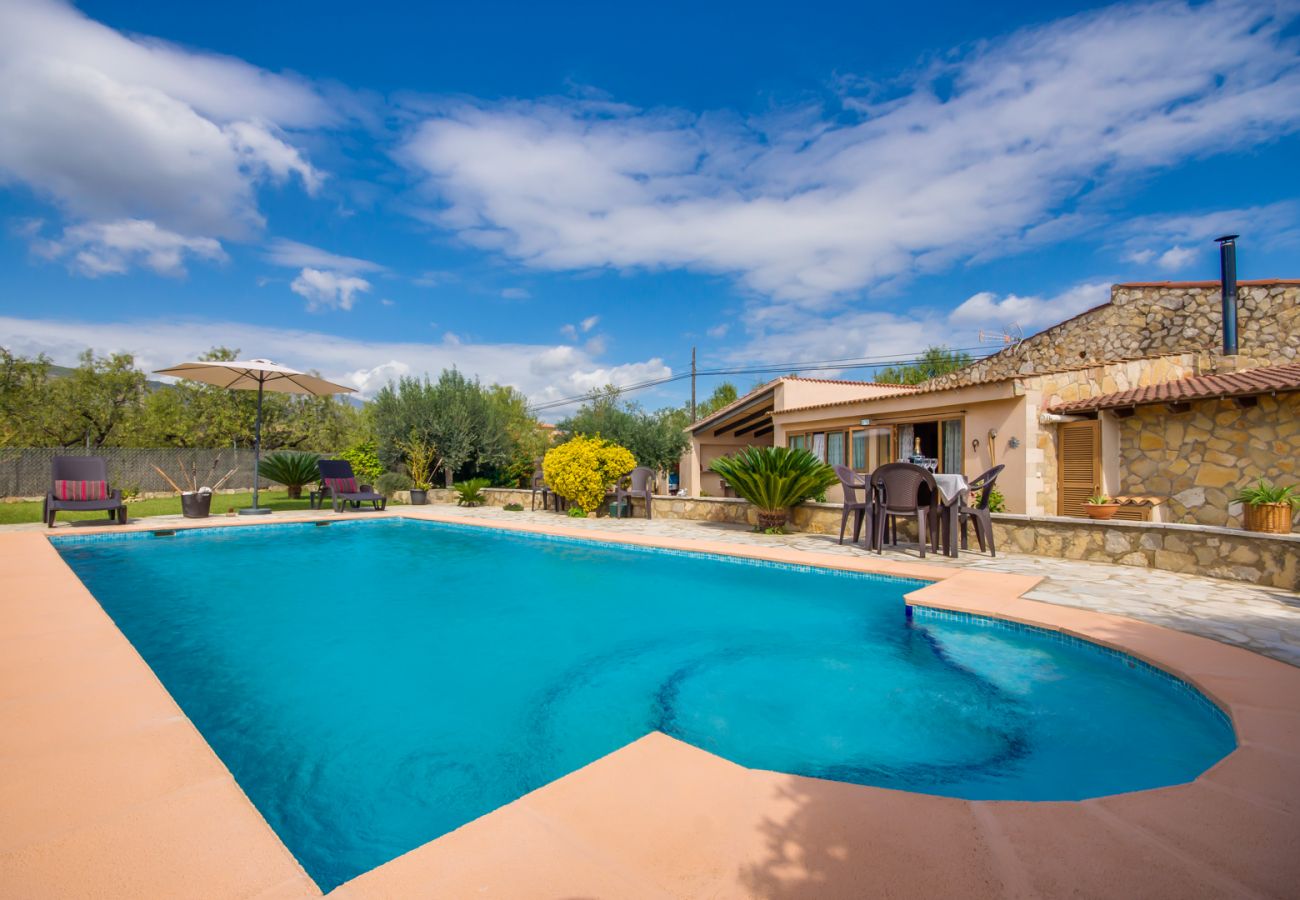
[959, 464, 1005, 557]
[871, 462, 940, 558]
[44, 455, 127, 528]
[833, 465, 874, 548]
[615, 466, 655, 519]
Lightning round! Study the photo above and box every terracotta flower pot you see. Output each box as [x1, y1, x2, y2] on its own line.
[1084, 503, 1121, 520]
[1244, 502, 1294, 534]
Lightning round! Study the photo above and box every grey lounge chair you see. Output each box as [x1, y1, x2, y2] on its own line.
[317, 459, 387, 513]
[615, 466, 655, 518]
[833, 465, 874, 548]
[959, 465, 1005, 556]
[529, 461, 554, 511]
[44, 456, 127, 528]
[871, 463, 940, 558]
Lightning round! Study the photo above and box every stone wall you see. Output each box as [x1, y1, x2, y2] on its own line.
[992, 515, 1299, 591]
[926, 281, 1300, 389]
[1118, 392, 1300, 528]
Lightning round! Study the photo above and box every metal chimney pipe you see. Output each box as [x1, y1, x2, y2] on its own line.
[1215, 234, 1239, 356]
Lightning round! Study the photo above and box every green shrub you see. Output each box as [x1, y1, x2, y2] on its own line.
[987, 487, 1006, 513]
[338, 441, 384, 484]
[258, 451, 321, 499]
[1234, 479, 1300, 508]
[709, 446, 837, 532]
[567, 505, 588, 517]
[503, 502, 524, 511]
[375, 471, 413, 498]
[454, 477, 491, 507]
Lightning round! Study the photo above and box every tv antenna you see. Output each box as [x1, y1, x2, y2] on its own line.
[978, 323, 1023, 349]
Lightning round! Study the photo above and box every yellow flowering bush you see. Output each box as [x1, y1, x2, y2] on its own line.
[543, 436, 636, 513]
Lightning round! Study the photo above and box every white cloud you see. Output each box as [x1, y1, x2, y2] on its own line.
[731, 279, 1112, 372]
[32, 218, 227, 277]
[559, 323, 578, 341]
[289, 267, 371, 311]
[1155, 246, 1198, 271]
[706, 323, 730, 339]
[0, 314, 672, 415]
[580, 315, 599, 332]
[399, 0, 1300, 302]
[1116, 202, 1300, 272]
[0, 0, 331, 252]
[264, 238, 385, 273]
[500, 287, 530, 299]
[948, 282, 1111, 332]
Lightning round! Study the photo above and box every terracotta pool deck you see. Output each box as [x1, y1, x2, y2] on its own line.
[2, 508, 1299, 898]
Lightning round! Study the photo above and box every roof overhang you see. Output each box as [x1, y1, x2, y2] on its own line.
[690, 385, 777, 438]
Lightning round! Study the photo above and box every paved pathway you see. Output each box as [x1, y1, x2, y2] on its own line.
[15, 504, 1300, 666]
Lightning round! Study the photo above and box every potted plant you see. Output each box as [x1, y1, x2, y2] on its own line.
[1083, 492, 1121, 520]
[1234, 479, 1299, 534]
[709, 446, 837, 533]
[153, 457, 238, 519]
[399, 435, 441, 505]
[258, 451, 321, 500]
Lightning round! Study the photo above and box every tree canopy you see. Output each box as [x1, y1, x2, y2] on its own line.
[557, 387, 690, 473]
[874, 346, 973, 385]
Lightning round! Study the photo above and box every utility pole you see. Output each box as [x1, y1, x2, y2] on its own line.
[690, 346, 697, 422]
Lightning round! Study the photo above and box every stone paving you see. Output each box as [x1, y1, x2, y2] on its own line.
[16, 503, 1300, 667]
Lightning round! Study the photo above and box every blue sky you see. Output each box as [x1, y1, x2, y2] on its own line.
[1, 0, 1297, 416]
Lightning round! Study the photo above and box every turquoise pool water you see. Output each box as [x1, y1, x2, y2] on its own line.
[55, 520, 1234, 890]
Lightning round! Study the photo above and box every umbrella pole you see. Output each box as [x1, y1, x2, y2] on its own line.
[240, 377, 272, 515]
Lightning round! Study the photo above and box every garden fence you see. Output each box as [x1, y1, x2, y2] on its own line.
[0, 448, 328, 499]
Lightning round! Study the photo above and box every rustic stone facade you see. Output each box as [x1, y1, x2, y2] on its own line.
[926, 281, 1300, 389]
[1118, 392, 1300, 528]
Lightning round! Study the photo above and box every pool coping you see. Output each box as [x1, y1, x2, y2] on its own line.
[1, 507, 1296, 898]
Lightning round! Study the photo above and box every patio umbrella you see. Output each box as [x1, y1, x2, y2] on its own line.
[153, 359, 356, 515]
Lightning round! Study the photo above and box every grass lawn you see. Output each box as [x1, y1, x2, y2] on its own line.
[0, 490, 361, 525]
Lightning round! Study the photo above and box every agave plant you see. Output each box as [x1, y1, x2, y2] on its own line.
[710, 446, 837, 532]
[453, 477, 491, 507]
[258, 451, 321, 499]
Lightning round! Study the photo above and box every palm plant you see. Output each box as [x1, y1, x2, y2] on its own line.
[453, 477, 491, 507]
[257, 451, 321, 499]
[710, 446, 837, 532]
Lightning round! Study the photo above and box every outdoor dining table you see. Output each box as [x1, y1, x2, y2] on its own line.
[931, 473, 969, 558]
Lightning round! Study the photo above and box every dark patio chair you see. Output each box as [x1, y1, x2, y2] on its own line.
[615, 466, 656, 519]
[44, 456, 127, 528]
[871, 463, 940, 558]
[316, 459, 387, 513]
[959, 465, 1005, 557]
[833, 465, 874, 548]
[529, 464, 552, 511]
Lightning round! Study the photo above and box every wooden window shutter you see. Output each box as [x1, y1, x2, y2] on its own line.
[1058, 420, 1100, 517]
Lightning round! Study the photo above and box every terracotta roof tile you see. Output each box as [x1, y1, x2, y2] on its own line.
[1047, 362, 1300, 414]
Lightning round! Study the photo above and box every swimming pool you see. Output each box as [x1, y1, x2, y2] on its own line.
[54, 519, 1235, 891]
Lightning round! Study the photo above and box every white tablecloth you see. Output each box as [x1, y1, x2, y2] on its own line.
[933, 473, 969, 505]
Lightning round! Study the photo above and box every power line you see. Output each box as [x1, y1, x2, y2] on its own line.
[528, 345, 990, 413]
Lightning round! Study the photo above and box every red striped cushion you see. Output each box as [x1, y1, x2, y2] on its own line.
[325, 477, 357, 494]
[54, 480, 108, 501]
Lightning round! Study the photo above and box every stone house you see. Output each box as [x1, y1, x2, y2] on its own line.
[680, 279, 1300, 528]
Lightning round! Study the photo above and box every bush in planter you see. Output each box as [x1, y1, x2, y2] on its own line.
[1234, 479, 1299, 533]
[453, 478, 491, 507]
[398, 435, 440, 493]
[259, 451, 321, 499]
[503, 502, 524, 511]
[543, 436, 636, 514]
[709, 446, 837, 533]
[375, 471, 413, 498]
